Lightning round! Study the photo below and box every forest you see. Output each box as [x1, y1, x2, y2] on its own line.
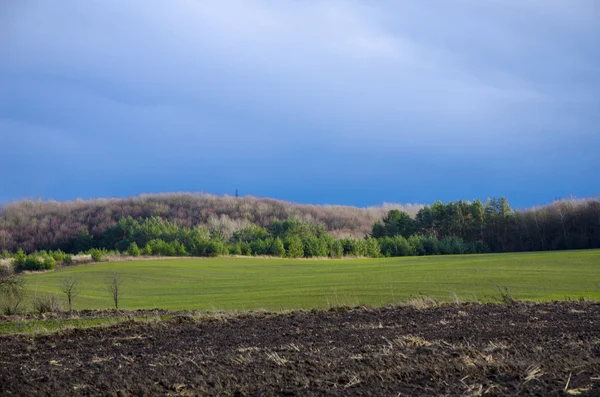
[0, 193, 421, 253]
[0, 194, 599, 272]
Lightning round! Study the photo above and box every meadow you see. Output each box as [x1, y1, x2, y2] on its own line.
[22, 250, 600, 311]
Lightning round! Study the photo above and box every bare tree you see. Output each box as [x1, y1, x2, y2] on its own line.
[59, 276, 80, 312]
[0, 267, 25, 315]
[105, 272, 122, 309]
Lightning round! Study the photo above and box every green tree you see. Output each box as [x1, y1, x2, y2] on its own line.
[364, 237, 381, 258]
[382, 210, 416, 238]
[127, 242, 140, 257]
[12, 249, 27, 271]
[270, 237, 285, 257]
[90, 249, 103, 262]
[285, 236, 304, 258]
[42, 255, 56, 270]
[74, 229, 94, 253]
[330, 240, 343, 258]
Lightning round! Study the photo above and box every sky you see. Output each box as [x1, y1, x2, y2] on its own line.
[1, 1, 599, 208]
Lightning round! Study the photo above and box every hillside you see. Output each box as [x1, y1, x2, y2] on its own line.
[0, 193, 422, 252]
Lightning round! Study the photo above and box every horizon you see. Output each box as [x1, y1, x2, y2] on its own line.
[0, 189, 594, 211]
[1, 1, 599, 207]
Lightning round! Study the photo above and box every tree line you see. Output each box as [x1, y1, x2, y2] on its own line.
[1, 197, 598, 273]
[373, 197, 600, 253]
[0, 193, 421, 252]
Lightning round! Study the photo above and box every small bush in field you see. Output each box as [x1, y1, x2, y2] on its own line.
[43, 256, 56, 270]
[51, 250, 65, 263]
[24, 255, 44, 271]
[33, 294, 62, 314]
[63, 254, 73, 265]
[12, 249, 27, 271]
[90, 249, 103, 262]
[0, 274, 25, 315]
[127, 242, 140, 257]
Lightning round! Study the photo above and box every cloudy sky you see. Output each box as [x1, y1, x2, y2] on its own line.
[1, 1, 598, 207]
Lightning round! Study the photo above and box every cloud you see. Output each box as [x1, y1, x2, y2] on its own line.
[0, 0, 598, 204]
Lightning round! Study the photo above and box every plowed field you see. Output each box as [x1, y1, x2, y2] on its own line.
[1, 302, 599, 396]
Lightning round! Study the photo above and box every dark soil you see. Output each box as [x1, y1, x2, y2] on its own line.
[1, 302, 599, 396]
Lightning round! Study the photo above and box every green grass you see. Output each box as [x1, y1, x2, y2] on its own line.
[0, 315, 172, 335]
[20, 250, 600, 311]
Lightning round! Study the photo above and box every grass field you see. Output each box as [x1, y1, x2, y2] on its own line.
[21, 250, 600, 311]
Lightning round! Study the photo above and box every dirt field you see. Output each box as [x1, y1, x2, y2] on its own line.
[1, 302, 599, 396]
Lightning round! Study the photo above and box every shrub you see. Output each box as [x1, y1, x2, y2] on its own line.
[330, 240, 343, 258]
[439, 236, 467, 255]
[127, 242, 141, 257]
[205, 240, 227, 257]
[90, 249, 103, 262]
[0, 275, 25, 315]
[250, 239, 268, 256]
[422, 236, 440, 255]
[229, 243, 242, 256]
[12, 249, 27, 271]
[285, 236, 304, 258]
[63, 254, 73, 265]
[42, 256, 56, 270]
[141, 244, 152, 256]
[408, 235, 426, 256]
[269, 237, 285, 257]
[378, 236, 414, 257]
[340, 238, 367, 257]
[51, 250, 65, 263]
[239, 242, 252, 256]
[0, 250, 10, 259]
[33, 294, 62, 314]
[364, 237, 381, 258]
[24, 255, 44, 271]
[172, 241, 187, 256]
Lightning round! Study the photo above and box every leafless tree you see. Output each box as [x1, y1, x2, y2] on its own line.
[105, 272, 122, 309]
[59, 276, 80, 312]
[0, 267, 25, 315]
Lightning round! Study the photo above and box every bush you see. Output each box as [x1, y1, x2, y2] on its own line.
[285, 236, 304, 258]
[378, 236, 415, 257]
[127, 242, 141, 257]
[51, 250, 65, 263]
[32, 294, 62, 314]
[250, 239, 268, 256]
[239, 242, 252, 256]
[63, 254, 73, 265]
[0, 250, 10, 259]
[330, 240, 343, 258]
[439, 236, 467, 255]
[269, 237, 285, 257]
[12, 249, 27, 271]
[422, 236, 440, 255]
[90, 249, 103, 262]
[229, 243, 242, 256]
[205, 240, 227, 257]
[42, 256, 56, 270]
[408, 235, 426, 256]
[364, 237, 381, 258]
[340, 238, 367, 257]
[24, 255, 44, 271]
[141, 244, 152, 256]
[0, 276, 25, 315]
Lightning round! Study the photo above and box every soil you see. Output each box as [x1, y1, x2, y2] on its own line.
[1, 302, 599, 396]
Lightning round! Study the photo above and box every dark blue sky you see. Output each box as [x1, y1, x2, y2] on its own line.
[1, 1, 599, 207]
